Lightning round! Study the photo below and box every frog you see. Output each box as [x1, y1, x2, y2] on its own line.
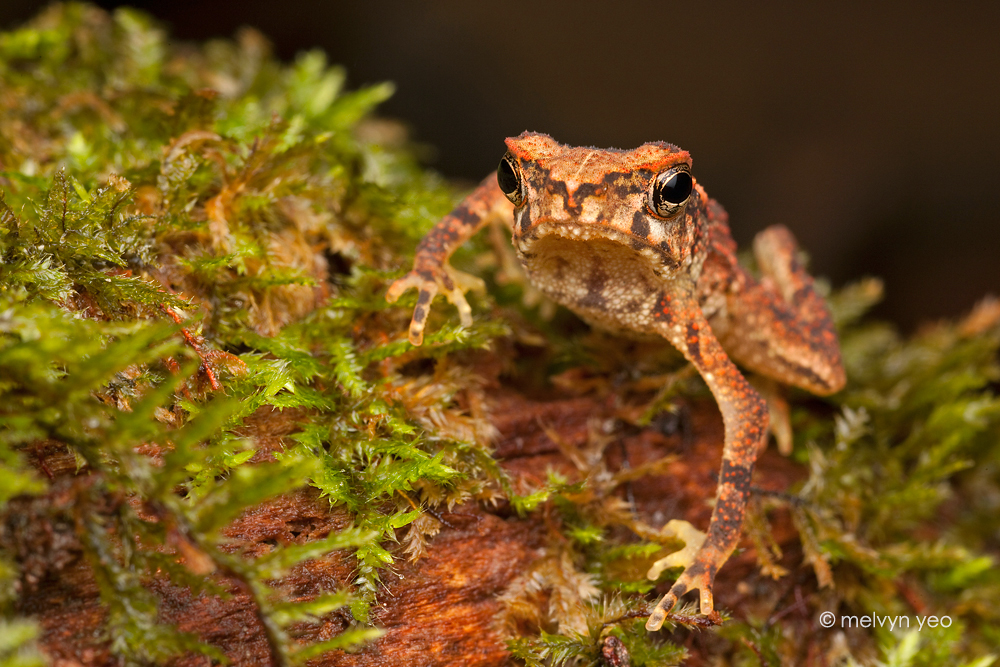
[386, 132, 845, 631]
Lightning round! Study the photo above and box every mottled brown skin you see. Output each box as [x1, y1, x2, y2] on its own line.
[387, 132, 845, 630]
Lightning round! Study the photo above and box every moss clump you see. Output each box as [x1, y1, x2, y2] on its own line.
[0, 3, 503, 664]
[1, 4, 999, 667]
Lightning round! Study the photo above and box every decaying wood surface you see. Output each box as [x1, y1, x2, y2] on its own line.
[7, 388, 810, 666]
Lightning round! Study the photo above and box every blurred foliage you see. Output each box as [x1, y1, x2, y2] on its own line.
[1, 4, 999, 667]
[791, 286, 1000, 663]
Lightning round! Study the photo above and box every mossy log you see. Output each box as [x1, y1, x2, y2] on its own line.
[12, 392, 809, 666]
[2, 6, 999, 667]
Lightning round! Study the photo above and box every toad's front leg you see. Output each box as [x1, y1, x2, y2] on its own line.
[387, 173, 512, 345]
[645, 286, 768, 631]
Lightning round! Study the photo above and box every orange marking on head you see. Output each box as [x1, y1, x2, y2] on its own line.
[505, 131, 690, 180]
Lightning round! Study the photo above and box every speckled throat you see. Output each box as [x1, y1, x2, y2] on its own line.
[514, 224, 676, 338]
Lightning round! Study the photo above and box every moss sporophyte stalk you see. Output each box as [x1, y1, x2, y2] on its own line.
[1, 4, 999, 666]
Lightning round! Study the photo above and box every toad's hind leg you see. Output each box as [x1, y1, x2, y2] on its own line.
[720, 225, 845, 395]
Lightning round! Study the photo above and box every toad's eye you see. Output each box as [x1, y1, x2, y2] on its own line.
[497, 153, 525, 206]
[648, 165, 693, 218]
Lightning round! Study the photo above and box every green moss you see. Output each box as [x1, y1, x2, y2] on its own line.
[0, 3, 497, 664]
[1, 4, 998, 667]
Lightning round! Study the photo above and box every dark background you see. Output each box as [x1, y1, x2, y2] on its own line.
[3, 1, 998, 329]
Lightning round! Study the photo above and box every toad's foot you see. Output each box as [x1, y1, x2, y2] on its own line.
[646, 519, 705, 581]
[386, 264, 485, 346]
[645, 562, 720, 630]
[645, 519, 718, 630]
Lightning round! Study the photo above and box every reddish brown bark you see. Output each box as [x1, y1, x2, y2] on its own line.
[7, 391, 808, 666]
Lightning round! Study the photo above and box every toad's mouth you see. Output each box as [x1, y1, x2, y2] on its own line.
[514, 220, 678, 276]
